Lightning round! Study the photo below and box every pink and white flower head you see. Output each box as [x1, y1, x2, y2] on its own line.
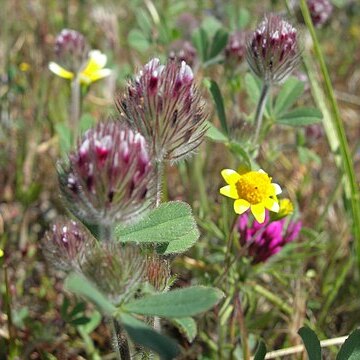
[247, 14, 300, 84]
[58, 121, 154, 226]
[117, 58, 207, 163]
[225, 31, 247, 65]
[307, 0, 333, 28]
[53, 29, 89, 74]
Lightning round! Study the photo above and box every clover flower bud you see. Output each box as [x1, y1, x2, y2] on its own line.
[169, 40, 197, 67]
[238, 211, 302, 263]
[145, 255, 171, 292]
[81, 244, 146, 304]
[54, 29, 89, 74]
[307, 0, 333, 27]
[246, 14, 300, 84]
[117, 59, 207, 163]
[225, 31, 247, 65]
[42, 219, 92, 271]
[58, 121, 154, 226]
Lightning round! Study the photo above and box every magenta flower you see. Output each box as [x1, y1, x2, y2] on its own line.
[238, 211, 302, 263]
[58, 121, 153, 225]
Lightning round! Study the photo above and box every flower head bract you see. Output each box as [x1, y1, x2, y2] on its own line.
[220, 168, 282, 223]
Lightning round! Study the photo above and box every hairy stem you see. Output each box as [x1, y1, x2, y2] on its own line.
[155, 161, 164, 207]
[253, 83, 270, 144]
[111, 318, 131, 360]
[235, 292, 250, 360]
[70, 76, 81, 145]
[300, 0, 360, 269]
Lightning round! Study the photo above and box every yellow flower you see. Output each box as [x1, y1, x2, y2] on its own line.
[48, 50, 111, 85]
[0, 248, 3, 258]
[220, 168, 282, 223]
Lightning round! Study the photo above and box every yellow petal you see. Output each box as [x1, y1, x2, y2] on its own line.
[82, 50, 107, 74]
[220, 185, 238, 199]
[48, 62, 74, 79]
[251, 203, 266, 223]
[86, 68, 111, 82]
[264, 198, 280, 212]
[221, 169, 240, 184]
[272, 183, 282, 195]
[0, 248, 3, 257]
[234, 199, 250, 214]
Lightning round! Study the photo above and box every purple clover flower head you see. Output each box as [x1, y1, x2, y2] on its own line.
[238, 211, 302, 263]
[307, 0, 333, 27]
[54, 29, 89, 73]
[225, 31, 247, 66]
[42, 218, 92, 271]
[169, 40, 197, 67]
[117, 58, 207, 163]
[58, 121, 154, 226]
[246, 14, 300, 84]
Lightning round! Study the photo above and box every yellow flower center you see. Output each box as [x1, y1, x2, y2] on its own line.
[236, 171, 273, 204]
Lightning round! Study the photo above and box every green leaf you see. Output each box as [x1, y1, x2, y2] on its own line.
[156, 227, 199, 255]
[274, 77, 305, 116]
[254, 341, 267, 360]
[298, 327, 322, 360]
[64, 273, 116, 316]
[237, 8, 250, 29]
[244, 73, 270, 117]
[70, 316, 91, 326]
[228, 141, 251, 168]
[205, 122, 228, 143]
[120, 313, 179, 360]
[208, 80, 228, 135]
[192, 27, 209, 62]
[209, 29, 228, 59]
[277, 108, 322, 127]
[115, 201, 199, 254]
[123, 286, 224, 318]
[336, 329, 360, 360]
[128, 29, 150, 52]
[78, 310, 102, 334]
[171, 317, 197, 343]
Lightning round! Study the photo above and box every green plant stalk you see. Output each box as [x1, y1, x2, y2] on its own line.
[193, 153, 210, 215]
[235, 292, 250, 360]
[155, 161, 164, 207]
[70, 76, 81, 145]
[300, 0, 360, 268]
[253, 83, 270, 144]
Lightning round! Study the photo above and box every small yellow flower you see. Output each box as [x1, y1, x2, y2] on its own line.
[220, 168, 282, 223]
[19, 62, 30, 72]
[49, 50, 111, 85]
[0, 248, 3, 258]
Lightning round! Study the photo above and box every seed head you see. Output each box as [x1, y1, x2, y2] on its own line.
[117, 58, 207, 163]
[307, 0, 333, 27]
[42, 218, 92, 271]
[54, 29, 89, 73]
[246, 14, 300, 84]
[145, 255, 171, 291]
[58, 121, 154, 226]
[81, 244, 146, 304]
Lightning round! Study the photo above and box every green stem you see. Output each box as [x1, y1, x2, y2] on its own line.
[300, 0, 360, 268]
[70, 77, 81, 145]
[253, 83, 270, 144]
[235, 292, 250, 360]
